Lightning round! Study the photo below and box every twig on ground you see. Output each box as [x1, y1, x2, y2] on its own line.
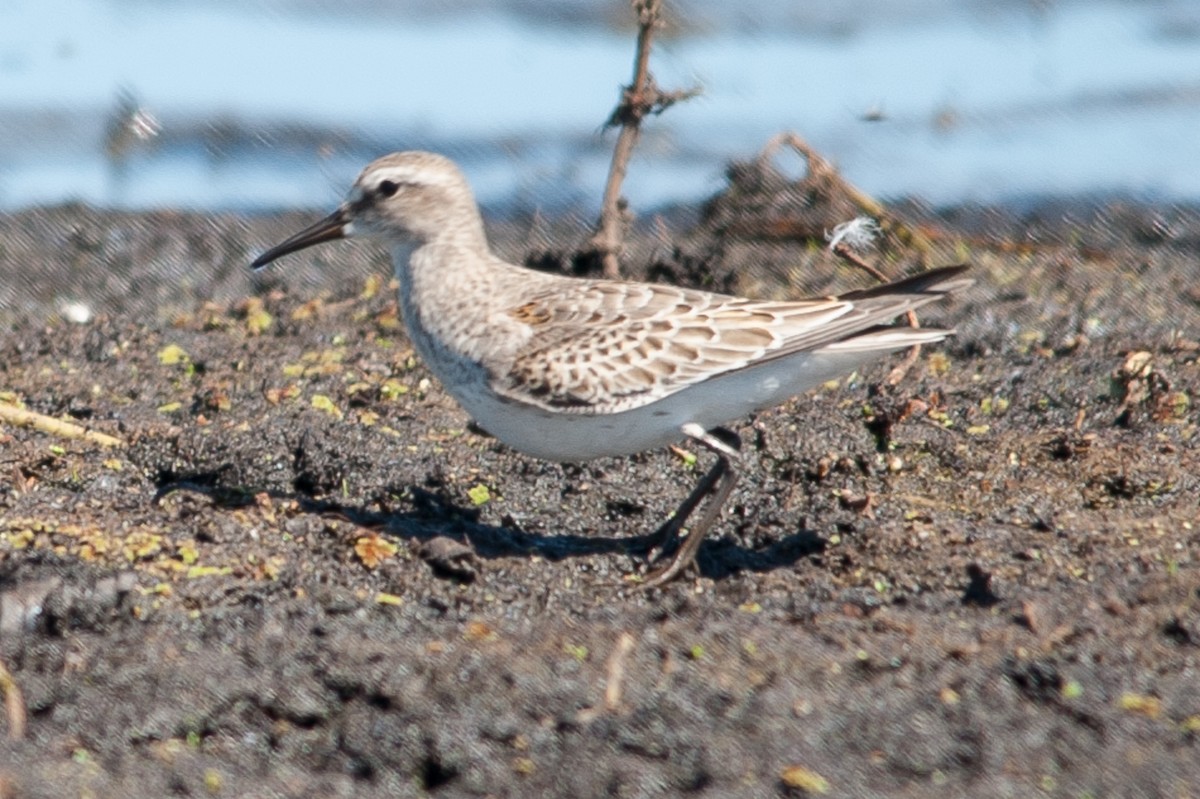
[589, 0, 700, 279]
[0, 660, 27, 741]
[0, 399, 125, 448]
[604, 631, 637, 711]
[881, 344, 925, 386]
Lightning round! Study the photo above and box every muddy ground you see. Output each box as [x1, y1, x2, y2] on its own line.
[0, 176, 1197, 798]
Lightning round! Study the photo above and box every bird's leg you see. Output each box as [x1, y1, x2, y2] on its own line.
[641, 424, 742, 588]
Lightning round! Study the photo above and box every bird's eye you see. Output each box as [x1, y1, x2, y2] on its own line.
[378, 180, 399, 197]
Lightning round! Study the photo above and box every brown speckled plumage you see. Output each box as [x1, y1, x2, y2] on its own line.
[251, 151, 972, 587]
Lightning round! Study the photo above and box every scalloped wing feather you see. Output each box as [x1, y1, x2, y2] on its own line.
[493, 281, 851, 412]
[489, 265, 969, 415]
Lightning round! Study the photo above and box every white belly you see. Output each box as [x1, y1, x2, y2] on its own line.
[397, 259, 907, 461]
[446, 348, 878, 461]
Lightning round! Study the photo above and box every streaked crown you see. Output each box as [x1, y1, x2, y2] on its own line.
[346, 151, 486, 246]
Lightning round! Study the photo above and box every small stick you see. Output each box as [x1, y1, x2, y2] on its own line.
[882, 340, 925, 386]
[831, 239, 892, 286]
[0, 660, 27, 741]
[763, 132, 936, 257]
[589, 0, 699, 279]
[830, 241, 920, 328]
[0, 400, 125, 448]
[828, 225, 923, 386]
[604, 631, 637, 711]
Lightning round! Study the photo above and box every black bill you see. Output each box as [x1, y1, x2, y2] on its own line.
[250, 207, 349, 271]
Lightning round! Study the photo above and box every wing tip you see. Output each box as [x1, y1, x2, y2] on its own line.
[818, 326, 954, 354]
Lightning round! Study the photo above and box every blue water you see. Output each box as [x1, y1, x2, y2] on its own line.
[3, 0, 1199, 212]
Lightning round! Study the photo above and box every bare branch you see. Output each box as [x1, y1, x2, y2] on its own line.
[761, 132, 936, 258]
[589, 0, 699, 279]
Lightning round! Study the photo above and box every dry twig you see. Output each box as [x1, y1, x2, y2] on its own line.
[603, 631, 637, 711]
[0, 660, 26, 741]
[830, 218, 921, 383]
[761, 132, 936, 257]
[589, 0, 700, 279]
[0, 399, 125, 448]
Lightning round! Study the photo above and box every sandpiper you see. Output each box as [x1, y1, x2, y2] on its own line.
[251, 151, 971, 587]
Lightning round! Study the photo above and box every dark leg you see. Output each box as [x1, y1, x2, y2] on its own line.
[644, 456, 726, 555]
[641, 424, 742, 588]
